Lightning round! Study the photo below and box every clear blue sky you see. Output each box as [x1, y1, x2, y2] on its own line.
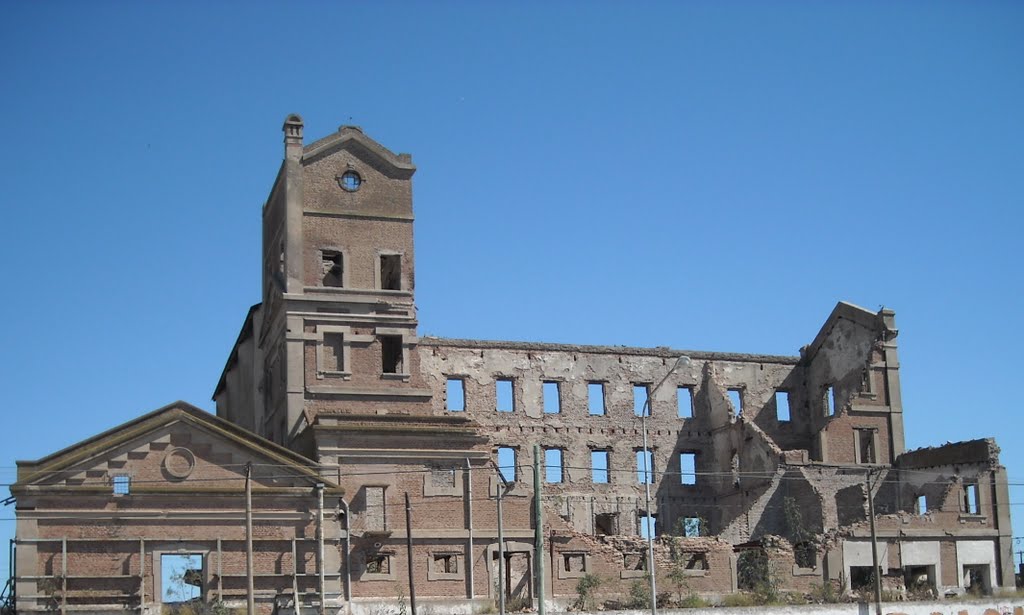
[2, 1, 1022, 577]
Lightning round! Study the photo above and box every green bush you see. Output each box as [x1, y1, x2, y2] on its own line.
[574, 573, 602, 611]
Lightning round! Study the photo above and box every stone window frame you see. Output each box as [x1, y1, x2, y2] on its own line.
[375, 250, 405, 292]
[620, 551, 648, 579]
[427, 550, 464, 581]
[556, 550, 592, 580]
[362, 550, 397, 581]
[151, 544, 210, 602]
[679, 551, 711, 577]
[318, 246, 349, 288]
[424, 465, 464, 497]
[853, 427, 879, 464]
[727, 386, 745, 416]
[587, 381, 607, 416]
[315, 324, 352, 380]
[376, 327, 411, 380]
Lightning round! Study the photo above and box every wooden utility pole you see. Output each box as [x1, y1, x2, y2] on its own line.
[866, 468, 882, 615]
[405, 492, 417, 615]
[245, 462, 255, 615]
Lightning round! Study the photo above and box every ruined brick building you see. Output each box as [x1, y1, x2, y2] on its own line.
[8, 116, 1015, 613]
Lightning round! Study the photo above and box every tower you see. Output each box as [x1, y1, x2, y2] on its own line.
[217, 115, 437, 454]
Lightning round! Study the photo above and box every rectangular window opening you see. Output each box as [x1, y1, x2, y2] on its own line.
[678, 386, 693, 418]
[160, 553, 202, 604]
[776, 391, 790, 422]
[682, 516, 702, 537]
[683, 552, 709, 570]
[446, 378, 465, 412]
[680, 452, 697, 485]
[112, 474, 131, 496]
[639, 513, 657, 539]
[497, 447, 516, 483]
[323, 332, 345, 372]
[916, 494, 927, 515]
[825, 385, 837, 416]
[728, 388, 743, 415]
[380, 254, 401, 290]
[433, 553, 458, 574]
[588, 382, 606, 416]
[633, 384, 650, 416]
[857, 429, 876, 464]
[321, 250, 344, 287]
[496, 379, 514, 412]
[544, 448, 564, 483]
[624, 552, 647, 571]
[594, 512, 618, 536]
[636, 450, 653, 484]
[381, 335, 403, 374]
[963, 482, 980, 515]
[591, 450, 609, 484]
[563, 553, 586, 573]
[366, 554, 391, 575]
[543, 381, 561, 414]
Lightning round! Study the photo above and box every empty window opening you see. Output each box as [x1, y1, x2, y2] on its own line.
[624, 552, 647, 570]
[366, 553, 391, 575]
[380, 335, 403, 374]
[963, 564, 991, 595]
[433, 553, 458, 574]
[321, 250, 344, 287]
[727, 388, 743, 415]
[639, 513, 656, 539]
[591, 450, 609, 484]
[161, 553, 202, 603]
[857, 429, 876, 464]
[963, 482, 980, 514]
[497, 447, 516, 483]
[916, 494, 927, 515]
[594, 512, 618, 536]
[496, 379, 514, 412]
[682, 552, 708, 570]
[636, 450, 653, 484]
[563, 553, 586, 573]
[446, 378, 465, 412]
[543, 381, 561, 414]
[680, 452, 697, 485]
[682, 516, 702, 537]
[736, 549, 771, 591]
[364, 486, 386, 532]
[904, 565, 934, 596]
[588, 382, 606, 415]
[776, 391, 791, 422]
[633, 384, 650, 416]
[380, 254, 401, 290]
[112, 474, 131, 496]
[678, 386, 693, 418]
[794, 542, 816, 569]
[323, 332, 345, 372]
[849, 565, 875, 591]
[825, 385, 837, 416]
[544, 448, 564, 483]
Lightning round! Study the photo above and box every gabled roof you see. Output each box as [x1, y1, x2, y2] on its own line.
[302, 125, 416, 178]
[14, 400, 333, 489]
[799, 301, 897, 363]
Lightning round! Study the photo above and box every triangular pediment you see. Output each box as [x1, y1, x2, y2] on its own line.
[14, 401, 336, 495]
[301, 126, 416, 178]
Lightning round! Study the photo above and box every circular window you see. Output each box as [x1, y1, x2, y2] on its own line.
[339, 170, 362, 192]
